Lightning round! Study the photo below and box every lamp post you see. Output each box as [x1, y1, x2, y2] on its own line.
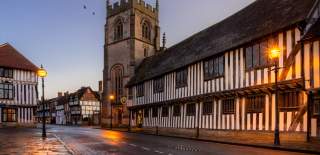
[109, 95, 115, 129]
[270, 48, 281, 145]
[37, 65, 48, 138]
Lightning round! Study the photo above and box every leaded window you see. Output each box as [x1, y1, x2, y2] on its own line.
[137, 84, 144, 97]
[202, 101, 213, 115]
[0, 68, 13, 78]
[144, 108, 149, 118]
[173, 105, 181, 117]
[186, 103, 196, 116]
[114, 20, 123, 40]
[0, 83, 14, 100]
[154, 77, 164, 93]
[176, 68, 188, 88]
[204, 55, 224, 80]
[222, 99, 235, 114]
[142, 22, 151, 40]
[279, 91, 301, 111]
[152, 107, 158, 117]
[161, 106, 168, 117]
[246, 95, 265, 113]
[245, 36, 277, 70]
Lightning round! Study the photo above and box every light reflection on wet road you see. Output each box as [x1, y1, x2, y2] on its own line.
[50, 126, 313, 155]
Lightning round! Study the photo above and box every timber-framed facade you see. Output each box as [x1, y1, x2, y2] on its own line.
[127, 0, 320, 139]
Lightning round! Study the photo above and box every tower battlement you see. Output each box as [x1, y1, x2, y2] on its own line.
[107, 0, 158, 18]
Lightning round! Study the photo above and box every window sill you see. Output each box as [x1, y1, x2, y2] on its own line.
[175, 85, 188, 89]
[204, 75, 224, 81]
[202, 113, 213, 115]
[245, 65, 274, 72]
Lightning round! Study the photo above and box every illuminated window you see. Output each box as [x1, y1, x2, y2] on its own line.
[2, 108, 16, 122]
[222, 99, 235, 114]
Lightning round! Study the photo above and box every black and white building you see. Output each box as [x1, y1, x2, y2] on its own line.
[0, 43, 38, 126]
[126, 0, 320, 139]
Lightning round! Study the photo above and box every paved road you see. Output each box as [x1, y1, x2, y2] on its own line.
[49, 126, 312, 155]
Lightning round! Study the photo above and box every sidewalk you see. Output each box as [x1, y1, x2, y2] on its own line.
[103, 127, 320, 154]
[0, 128, 72, 155]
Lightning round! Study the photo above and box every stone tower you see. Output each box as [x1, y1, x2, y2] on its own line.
[102, 0, 160, 127]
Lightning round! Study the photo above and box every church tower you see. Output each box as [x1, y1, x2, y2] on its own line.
[102, 0, 160, 127]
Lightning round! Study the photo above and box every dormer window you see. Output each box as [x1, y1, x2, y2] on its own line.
[114, 20, 123, 41]
[142, 22, 151, 41]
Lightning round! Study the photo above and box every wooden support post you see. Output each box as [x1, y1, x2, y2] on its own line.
[307, 91, 313, 142]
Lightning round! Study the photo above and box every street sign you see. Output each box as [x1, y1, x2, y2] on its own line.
[120, 97, 127, 104]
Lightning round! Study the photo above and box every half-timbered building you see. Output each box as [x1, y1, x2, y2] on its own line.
[0, 43, 38, 126]
[126, 0, 320, 139]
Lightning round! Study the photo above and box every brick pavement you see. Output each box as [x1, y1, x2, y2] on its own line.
[0, 128, 71, 155]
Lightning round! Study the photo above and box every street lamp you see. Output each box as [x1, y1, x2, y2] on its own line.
[269, 47, 281, 145]
[109, 95, 115, 129]
[37, 65, 48, 138]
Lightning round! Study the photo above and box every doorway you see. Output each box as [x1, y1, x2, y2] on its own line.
[136, 110, 143, 128]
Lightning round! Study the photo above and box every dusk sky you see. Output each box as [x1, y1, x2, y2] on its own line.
[0, 0, 254, 98]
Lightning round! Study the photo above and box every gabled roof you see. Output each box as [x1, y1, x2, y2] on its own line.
[303, 18, 320, 41]
[127, 0, 317, 86]
[0, 43, 38, 72]
[68, 87, 100, 101]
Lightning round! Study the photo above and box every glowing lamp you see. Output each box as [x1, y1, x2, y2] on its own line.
[37, 66, 47, 78]
[269, 48, 281, 59]
[109, 95, 115, 101]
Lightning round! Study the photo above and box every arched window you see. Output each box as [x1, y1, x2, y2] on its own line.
[111, 65, 124, 104]
[142, 22, 151, 40]
[114, 20, 123, 40]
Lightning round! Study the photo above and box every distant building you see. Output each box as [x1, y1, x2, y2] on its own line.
[0, 43, 38, 126]
[56, 96, 68, 125]
[40, 87, 101, 126]
[69, 87, 101, 125]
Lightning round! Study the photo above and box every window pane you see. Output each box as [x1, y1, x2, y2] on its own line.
[219, 56, 224, 76]
[252, 44, 260, 67]
[209, 59, 214, 77]
[260, 41, 268, 66]
[245, 47, 253, 69]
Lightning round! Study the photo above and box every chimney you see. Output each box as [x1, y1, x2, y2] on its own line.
[64, 91, 69, 96]
[58, 92, 63, 97]
[99, 81, 103, 92]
